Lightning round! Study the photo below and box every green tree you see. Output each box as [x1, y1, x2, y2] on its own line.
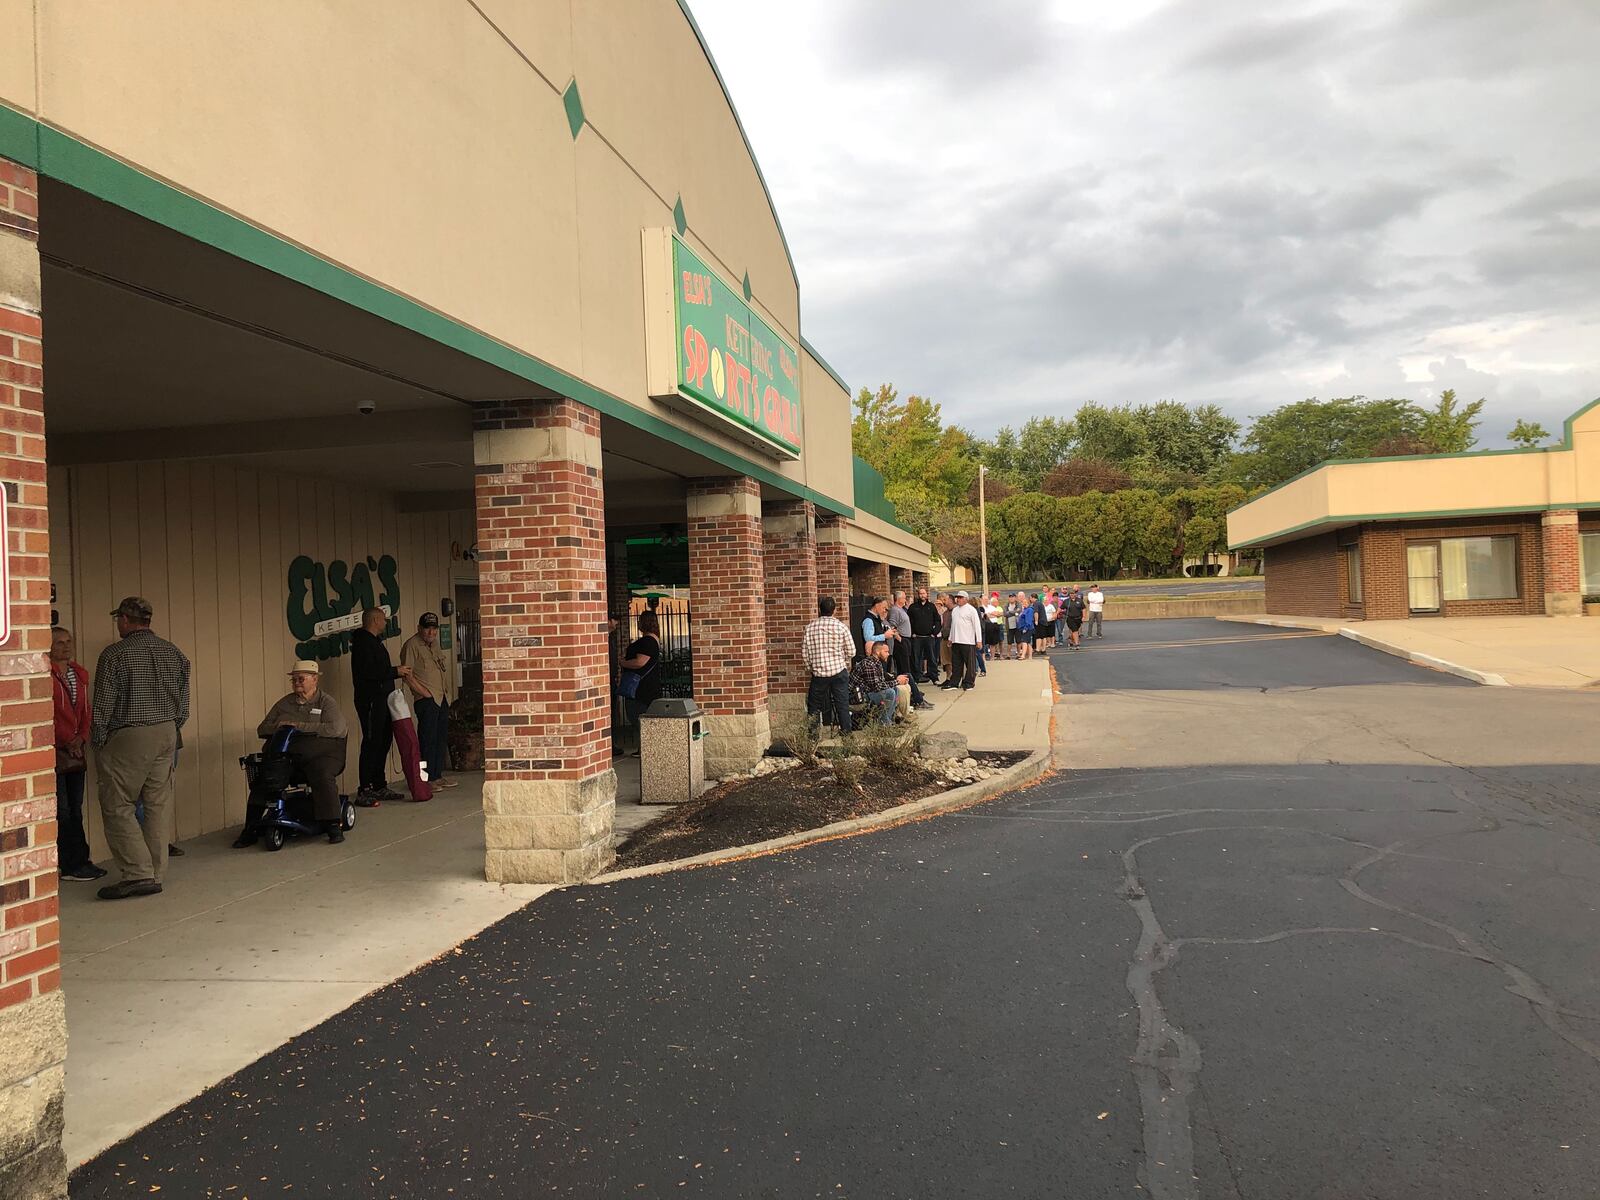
[1228, 396, 1422, 490]
[1074, 402, 1150, 466]
[1417, 389, 1484, 453]
[851, 384, 978, 522]
[1507, 418, 1551, 448]
[1010, 416, 1077, 491]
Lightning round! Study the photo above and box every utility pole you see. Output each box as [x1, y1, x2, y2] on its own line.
[978, 463, 989, 598]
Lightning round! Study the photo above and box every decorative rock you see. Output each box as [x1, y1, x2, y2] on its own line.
[920, 731, 969, 761]
[961, 757, 978, 767]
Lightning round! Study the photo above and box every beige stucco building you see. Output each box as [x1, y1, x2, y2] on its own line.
[0, 3, 931, 1191]
[1227, 400, 1600, 620]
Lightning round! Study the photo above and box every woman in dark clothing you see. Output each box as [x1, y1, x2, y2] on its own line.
[618, 611, 663, 750]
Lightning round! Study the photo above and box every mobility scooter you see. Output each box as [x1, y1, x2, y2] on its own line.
[234, 727, 355, 851]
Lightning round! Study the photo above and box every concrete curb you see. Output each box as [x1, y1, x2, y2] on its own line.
[591, 747, 1054, 885]
[1217, 615, 1508, 686]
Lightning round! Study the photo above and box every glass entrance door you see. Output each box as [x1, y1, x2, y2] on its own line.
[1406, 543, 1441, 614]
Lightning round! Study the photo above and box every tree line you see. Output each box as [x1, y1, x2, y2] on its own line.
[853, 387, 1530, 579]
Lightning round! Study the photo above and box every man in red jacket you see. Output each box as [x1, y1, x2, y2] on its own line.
[52, 626, 104, 881]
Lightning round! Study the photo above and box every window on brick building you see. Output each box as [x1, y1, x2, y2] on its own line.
[1344, 544, 1362, 604]
[1440, 535, 1518, 601]
[1582, 531, 1600, 595]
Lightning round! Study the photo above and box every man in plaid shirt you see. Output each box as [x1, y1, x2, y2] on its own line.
[802, 596, 856, 735]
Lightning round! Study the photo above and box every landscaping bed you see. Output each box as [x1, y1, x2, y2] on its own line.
[615, 742, 1029, 870]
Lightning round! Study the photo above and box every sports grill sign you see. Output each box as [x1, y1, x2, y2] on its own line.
[643, 230, 802, 459]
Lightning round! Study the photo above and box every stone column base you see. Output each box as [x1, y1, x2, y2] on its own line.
[1544, 591, 1582, 617]
[703, 710, 772, 779]
[483, 772, 616, 883]
[0, 992, 66, 1200]
[767, 692, 808, 725]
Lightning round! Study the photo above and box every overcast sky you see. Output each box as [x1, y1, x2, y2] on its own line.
[687, 0, 1600, 446]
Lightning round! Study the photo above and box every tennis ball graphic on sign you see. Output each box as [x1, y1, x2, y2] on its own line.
[710, 347, 726, 400]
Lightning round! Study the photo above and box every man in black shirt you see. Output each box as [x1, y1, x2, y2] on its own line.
[349, 607, 413, 804]
[906, 586, 942, 684]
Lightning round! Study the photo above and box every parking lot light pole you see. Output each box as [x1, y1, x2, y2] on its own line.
[979, 464, 989, 598]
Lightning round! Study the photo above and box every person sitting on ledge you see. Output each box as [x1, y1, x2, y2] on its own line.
[851, 639, 910, 726]
[235, 660, 350, 846]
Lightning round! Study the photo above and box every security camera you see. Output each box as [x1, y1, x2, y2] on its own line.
[358, 400, 376, 416]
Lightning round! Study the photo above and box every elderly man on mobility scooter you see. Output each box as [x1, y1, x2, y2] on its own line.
[233, 660, 351, 848]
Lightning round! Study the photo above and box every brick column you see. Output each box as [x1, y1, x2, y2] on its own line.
[473, 399, 614, 883]
[762, 498, 816, 724]
[688, 477, 769, 777]
[816, 513, 849, 607]
[889, 565, 913, 597]
[1541, 509, 1581, 616]
[606, 538, 630, 679]
[852, 559, 890, 599]
[0, 157, 66, 1198]
[911, 569, 930, 593]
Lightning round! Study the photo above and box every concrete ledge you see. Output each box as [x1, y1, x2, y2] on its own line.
[592, 747, 1052, 885]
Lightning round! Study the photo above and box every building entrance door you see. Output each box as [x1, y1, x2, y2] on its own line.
[1406, 543, 1441, 614]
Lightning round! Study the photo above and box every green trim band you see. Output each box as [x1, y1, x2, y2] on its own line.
[4, 106, 856, 519]
[1230, 500, 1600, 550]
[0, 103, 40, 168]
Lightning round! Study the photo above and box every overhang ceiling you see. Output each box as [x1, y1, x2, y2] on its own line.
[35, 180, 794, 518]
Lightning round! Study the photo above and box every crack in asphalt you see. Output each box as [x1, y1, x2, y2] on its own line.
[1120, 836, 1202, 1200]
[1114, 808, 1600, 1198]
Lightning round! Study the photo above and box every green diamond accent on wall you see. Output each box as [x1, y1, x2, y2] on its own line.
[673, 196, 687, 236]
[562, 80, 585, 140]
[742, 271, 753, 302]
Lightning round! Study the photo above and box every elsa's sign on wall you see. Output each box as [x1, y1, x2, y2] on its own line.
[287, 554, 400, 660]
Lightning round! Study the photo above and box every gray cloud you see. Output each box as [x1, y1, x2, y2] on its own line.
[828, 0, 1064, 80]
[689, 0, 1600, 446]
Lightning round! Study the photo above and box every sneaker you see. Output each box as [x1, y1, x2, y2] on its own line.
[167, 844, 185, 857]
[61, 864, 106, 882]
[327, 827, 345, 845]
[98, 878, 162, 900]
[433, 778, 459, 790]
[353, 789, 383, 808]
[378, 788, 405, 803]
[913, 700, 935, 711]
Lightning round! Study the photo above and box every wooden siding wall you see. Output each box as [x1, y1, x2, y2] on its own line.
[47, 462, 475, 855]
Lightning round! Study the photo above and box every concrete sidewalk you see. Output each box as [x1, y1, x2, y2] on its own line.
[57, 775, 552, 1165]
[1223, 614, 1600, 688]
[909, 655, 1054, 751]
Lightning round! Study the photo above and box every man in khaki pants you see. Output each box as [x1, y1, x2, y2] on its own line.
[91, 597, 191, 900]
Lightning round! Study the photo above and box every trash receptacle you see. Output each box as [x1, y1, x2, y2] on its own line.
[640, 697, 706, 804]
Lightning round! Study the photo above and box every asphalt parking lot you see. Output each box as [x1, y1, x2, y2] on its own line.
[71, 620, 1600, 1198]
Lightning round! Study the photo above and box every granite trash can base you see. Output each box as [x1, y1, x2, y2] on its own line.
[640, 698, 707, 804]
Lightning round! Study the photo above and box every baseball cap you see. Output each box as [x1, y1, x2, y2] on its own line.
[110, 596, 153, 622]
[956, 590, 970, 598]
[418, 612, 440, 628]
[288, 660, 320, 675]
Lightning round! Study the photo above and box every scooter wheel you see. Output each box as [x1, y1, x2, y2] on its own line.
[264, 827, 286, 852]
[341, 804, 356, 831]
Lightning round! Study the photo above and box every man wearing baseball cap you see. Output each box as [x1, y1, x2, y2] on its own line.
[236, 660, 350, 846]
[91, 597, 191, 900]
[400, 612, 455, 790]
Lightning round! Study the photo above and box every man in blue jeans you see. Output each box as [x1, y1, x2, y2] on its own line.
[851, 641, 904, 725]
[802, 596, 856, 734]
